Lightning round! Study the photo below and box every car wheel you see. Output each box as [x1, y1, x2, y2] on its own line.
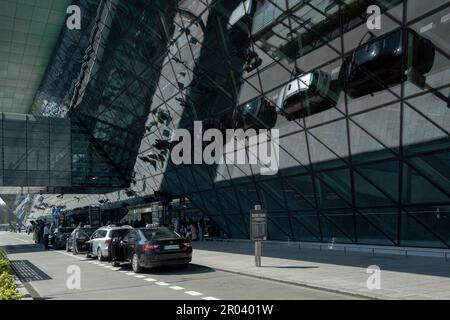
[112, 261, 120, 267]
[132, 253, 142, 273]
[97, 248, 105, 261]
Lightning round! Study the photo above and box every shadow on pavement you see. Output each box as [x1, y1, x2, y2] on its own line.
[5, 243, 46, 254]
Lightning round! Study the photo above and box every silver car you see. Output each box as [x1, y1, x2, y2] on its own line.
[277, 70, 333, 120]
[88, 225, 133, 261]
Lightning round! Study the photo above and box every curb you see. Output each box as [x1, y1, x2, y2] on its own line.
[12, 275, 33, 300]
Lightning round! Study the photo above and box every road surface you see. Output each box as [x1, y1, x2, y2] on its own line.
[0, 231, 359, 300]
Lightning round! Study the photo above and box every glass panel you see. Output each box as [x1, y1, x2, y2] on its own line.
[267, 215, 291, 240]
[316, 169, 352, 209]
[320, 211, 355, 244]
[356, 208, 398, 245]
[290, 212, 321, 241]
[400, 210, 448, 248]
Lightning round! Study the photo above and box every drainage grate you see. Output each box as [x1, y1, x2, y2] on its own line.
[10, 260, 52, 283]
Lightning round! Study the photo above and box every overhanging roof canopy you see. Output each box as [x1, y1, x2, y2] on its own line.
[0, 0, 70, 114]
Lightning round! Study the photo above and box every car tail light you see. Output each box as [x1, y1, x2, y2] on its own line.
[104, 239, 111, 245]
[182, 242, 192, 248]
[142, 244, 160, 251]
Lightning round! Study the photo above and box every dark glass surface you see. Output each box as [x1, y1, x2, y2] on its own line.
[14, 0, 449, 249]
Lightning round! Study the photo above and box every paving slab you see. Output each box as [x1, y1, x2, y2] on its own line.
[191, 241, 450, 300]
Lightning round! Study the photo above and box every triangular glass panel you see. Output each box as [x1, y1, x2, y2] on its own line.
[290, 213, 321, 241]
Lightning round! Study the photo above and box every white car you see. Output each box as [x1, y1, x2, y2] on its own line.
[88, 225, 133, 261]
[277, 70, 332, 120]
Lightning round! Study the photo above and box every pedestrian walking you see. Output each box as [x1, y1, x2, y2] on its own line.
[43, 223, 51, 250]
[191, 222, 198, 241]
[197, 221, 203, 241]
[185, 224, 192, 240]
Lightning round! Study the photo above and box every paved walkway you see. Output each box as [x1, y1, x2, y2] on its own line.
[192, 240, 450, 300]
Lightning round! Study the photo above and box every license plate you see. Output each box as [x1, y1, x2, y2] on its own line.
[164, 244, 179, 250]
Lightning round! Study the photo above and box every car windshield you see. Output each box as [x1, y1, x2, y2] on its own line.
[81, 228, 97, 237]
[243, 99, 259, 114]
[140, 227, 180, 240]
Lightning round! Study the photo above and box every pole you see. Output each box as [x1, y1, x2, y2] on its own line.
[254, 204, 262, 267]
[255, 240, 261, 267]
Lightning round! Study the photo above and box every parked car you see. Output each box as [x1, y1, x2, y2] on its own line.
[110, 226, 192, 273]
[88, 225, 133, 261]
[50, 227, 75, 249]
[344, 28, 435, 98]
[66, 227, 97, 255]
[232, 97, 277, 130]
[277, 70, 334, 120]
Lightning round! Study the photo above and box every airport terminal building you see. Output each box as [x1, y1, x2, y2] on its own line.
[2, 0, 449, 248]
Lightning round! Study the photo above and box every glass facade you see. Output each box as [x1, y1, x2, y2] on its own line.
[7, 0, 450, 248]
[134, 0, 449, 248]
[0, 113, 127, 193]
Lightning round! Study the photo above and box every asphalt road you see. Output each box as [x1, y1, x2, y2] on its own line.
[0, 231, 359, 300]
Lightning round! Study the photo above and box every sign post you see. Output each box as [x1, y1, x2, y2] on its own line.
[250, 204, 267, 267]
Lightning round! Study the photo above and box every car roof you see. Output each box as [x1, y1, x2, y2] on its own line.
[136, 226, 172, 231]
[98, 225, 133, 230]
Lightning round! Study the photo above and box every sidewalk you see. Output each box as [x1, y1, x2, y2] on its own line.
[191, 240, 450, 300]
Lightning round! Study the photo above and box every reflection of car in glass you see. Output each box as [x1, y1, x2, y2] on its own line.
[277, 70, 334, 120]
[66, 227, 97, 255]
[344, 28, 435, 98]
[227, 1, 261, 71]
[111, 227, 192, 273]
[232, 97, 277, 130]
[50, 227, 75, 249]
[228, 0, 255, 47]
[88, 225, 133, 261]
